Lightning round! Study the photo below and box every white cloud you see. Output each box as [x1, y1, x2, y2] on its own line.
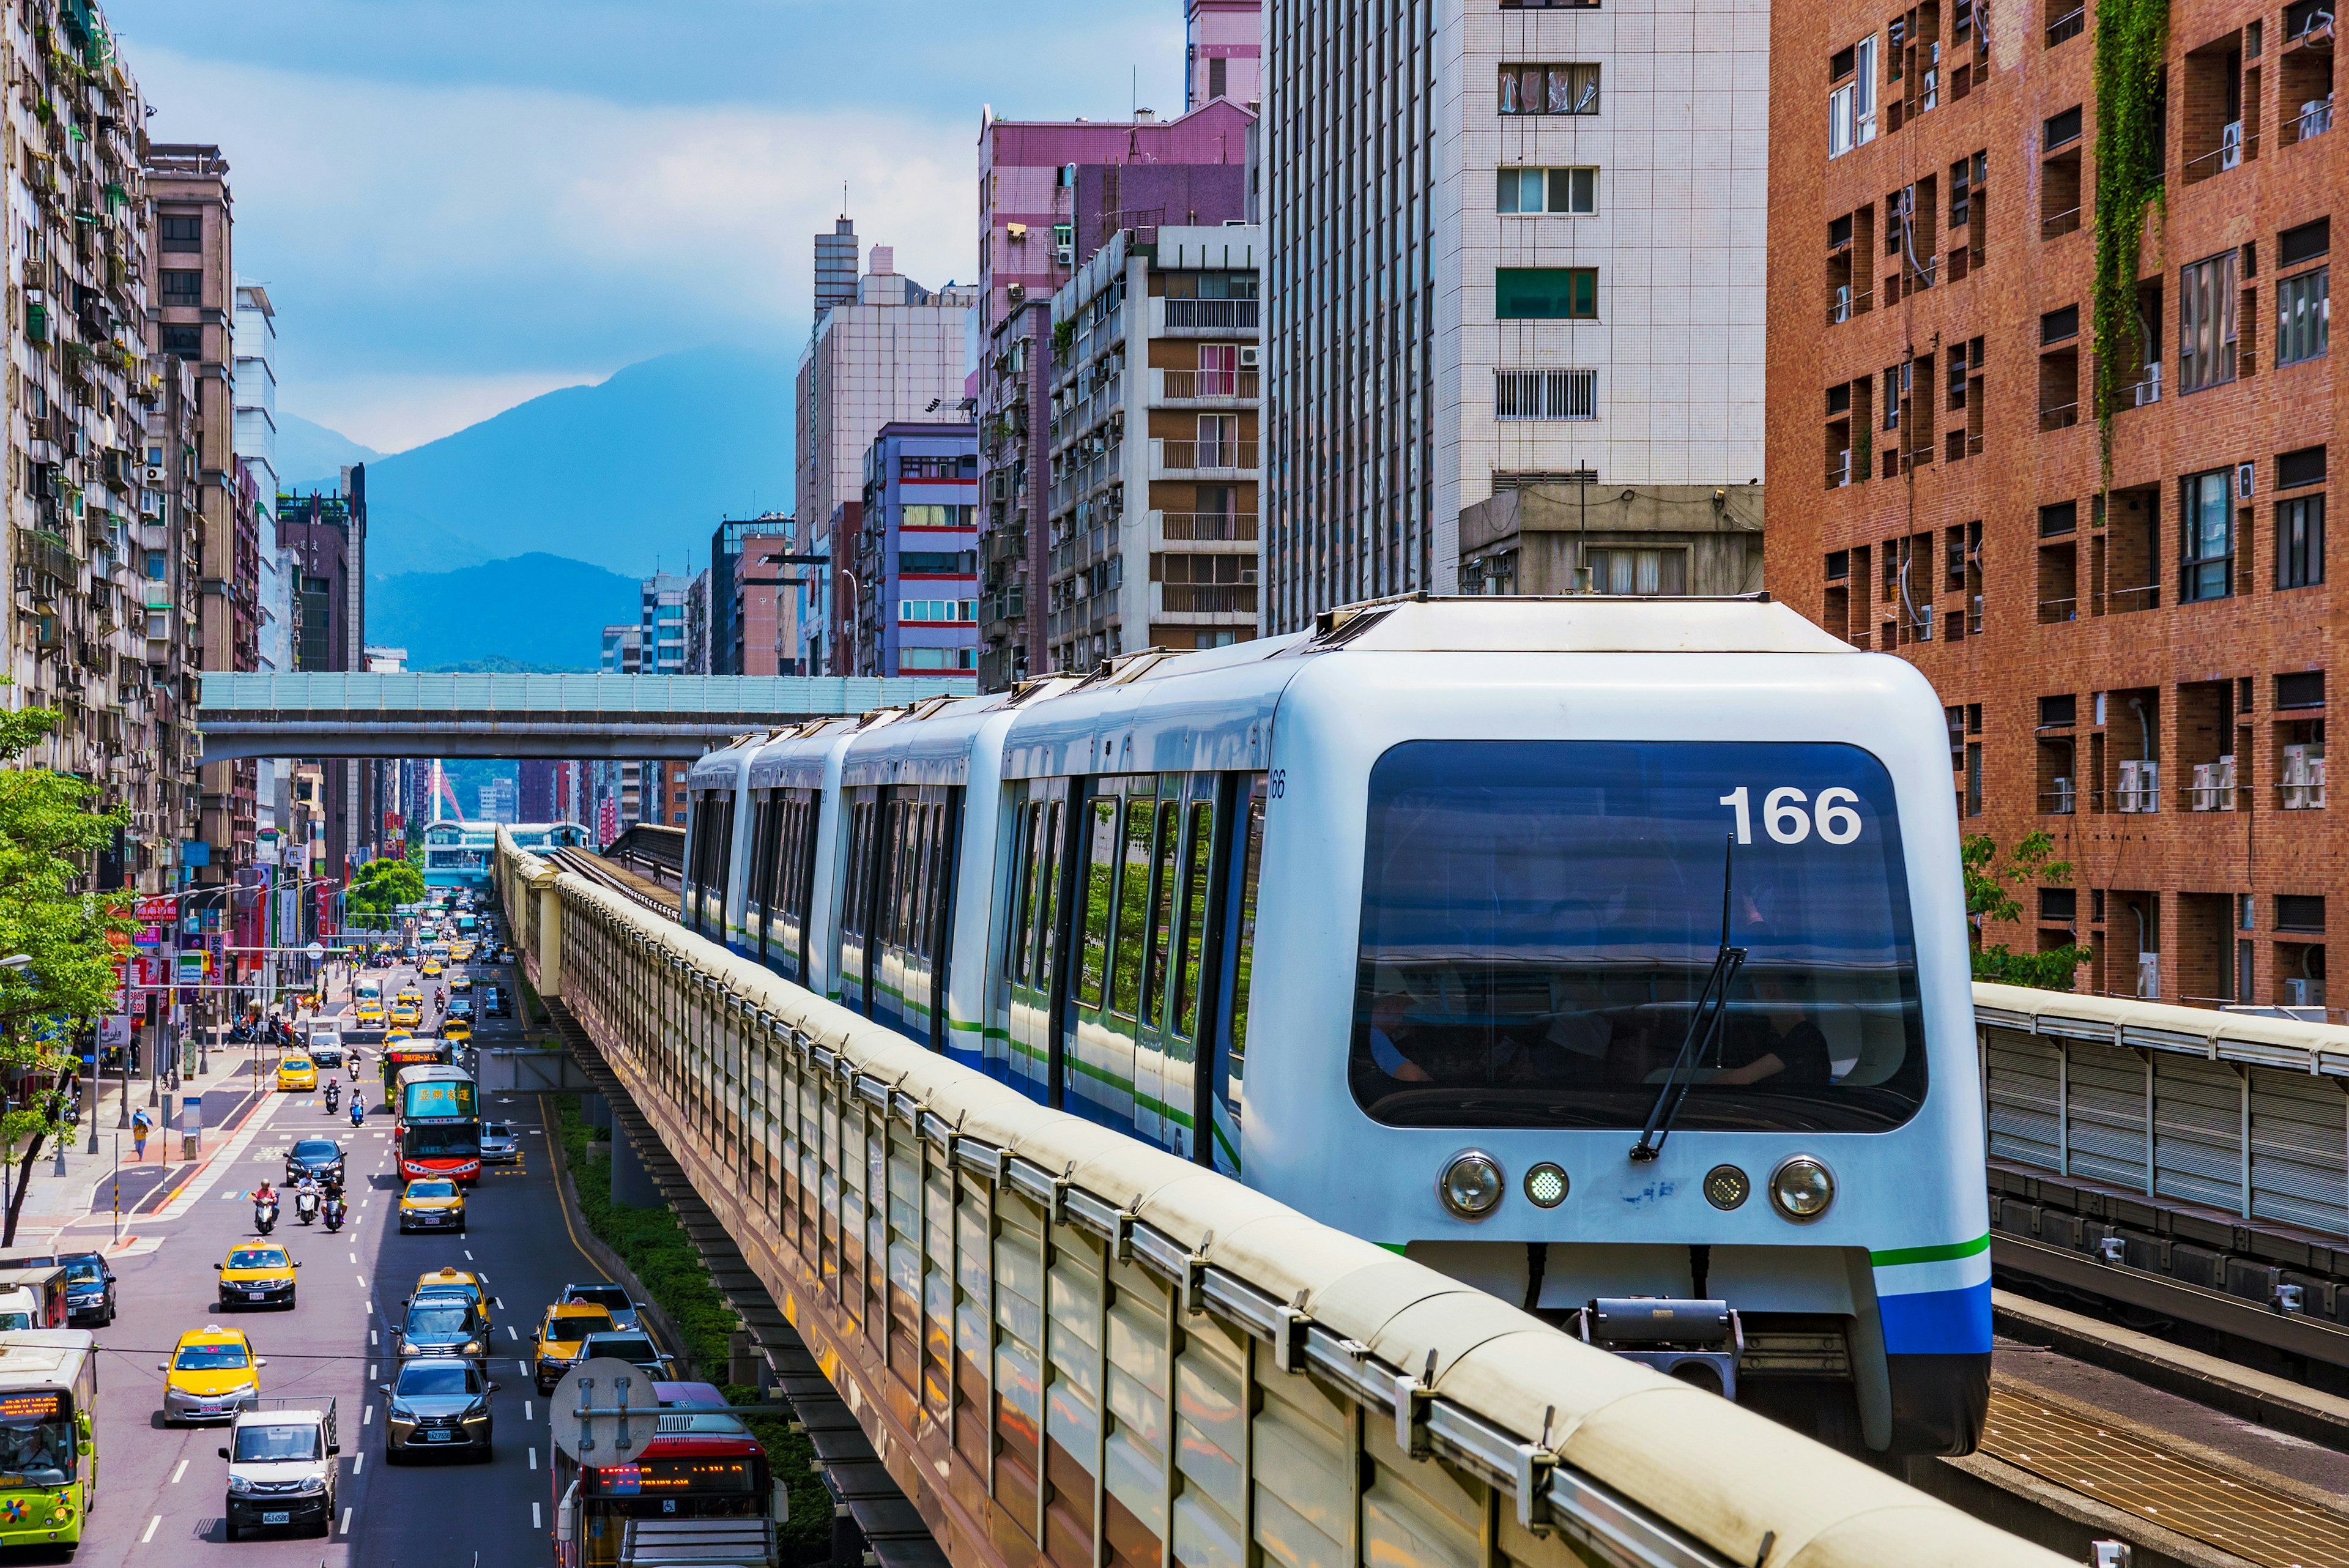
[135, 48, 982, 448]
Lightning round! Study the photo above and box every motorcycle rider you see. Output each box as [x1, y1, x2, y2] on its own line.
[349, 1096, 365, 1128]
[294, 1172, 321, 1225]
[250, 1180, 280, 1235]
[324, 1079, 340, 1115]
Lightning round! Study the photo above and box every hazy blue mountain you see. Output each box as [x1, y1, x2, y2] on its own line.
[297, 342, 794, 581]
[275, 413, 383, 488]
[369, 553, 638, 671]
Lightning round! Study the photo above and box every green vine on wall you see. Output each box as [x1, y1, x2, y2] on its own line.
[2090, 0, 2171, 477]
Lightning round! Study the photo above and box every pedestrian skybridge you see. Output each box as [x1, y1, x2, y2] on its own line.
[195, 672, 969, 763]
[491, 828, 2061, 1568]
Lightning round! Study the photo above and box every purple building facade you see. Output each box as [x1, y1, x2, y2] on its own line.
[858, 422, 981, 680]
[973, 97, 1258, 691]
[1185, 0, 1264, 111]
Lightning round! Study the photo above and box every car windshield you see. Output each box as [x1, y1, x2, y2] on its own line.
[588, 1336, 657, 1362]
[176, 1342, 250, 1370]
[62, 1260, 101, 1284]
[294, 1142, 339, 1159]
[280, 1058, 310, 1071]
[544, 1310, 615, 1343]
[234, 1424, 319, 1462]
[404, 1302, 472, 1336]
[228, 1249, 287, 1270]
[484, 1124, 511, 1140]
[567, 1287, 631, 1313]
[407, 1182, 458, 1200]
[1349, 740, 1929, 1134]
[395, 1363, 479, 1396]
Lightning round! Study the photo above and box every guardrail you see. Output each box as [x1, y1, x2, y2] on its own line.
[497, 828, 2062, 1568]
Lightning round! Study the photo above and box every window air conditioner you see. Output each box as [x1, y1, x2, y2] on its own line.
[2053, 776, 2076, 814]
[2137, 953, 2161, 1000]
[2238, 461, 2256, 499]
[1917, 604, 1935, 639]
[2117, 758, 2143, 811]
[1239, 346, 1260, 368]
[2217, 753, 2236, 809]
[2285, 743, 2317, 808]
[1054, 244, 1075, 267]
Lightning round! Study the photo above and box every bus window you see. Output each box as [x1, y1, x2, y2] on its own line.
[1077, 800, 1116, 1009]
[1142, 801, 1180, 1023]
[1174, 801, 1215, 1039]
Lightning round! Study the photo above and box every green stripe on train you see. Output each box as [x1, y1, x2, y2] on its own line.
[1868, 1233, 1991, 1268]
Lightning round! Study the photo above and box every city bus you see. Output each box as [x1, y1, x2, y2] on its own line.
[552, 1383, 779, 1567]
[395, 1064, 481, 1183]
[379, 1036, 453, 1115]
[0, 1329, 97, 1552]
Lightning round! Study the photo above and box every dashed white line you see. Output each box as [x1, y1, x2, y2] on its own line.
[529, 1446, 538, 1470]
[506, 1325, 519, 1342]
[517, 1359, 529, 1377]
[362, 1405, 373, 1425]
[349, 1252, 357, 1264]
[368, 1364, 377, 1379]
[340, 1505, 352, 1535]
[369, 1328, 379, 1345]
[355, 1273, 366, 1286]
[523, 1400, 532, 1420]
[140, 1514, 161, 1544]
[352, 1452, 365, 1474]
[463, 1249, 473, 1261]
[169, 1459, 187, 1484]
[532, 1501, 542, 1529]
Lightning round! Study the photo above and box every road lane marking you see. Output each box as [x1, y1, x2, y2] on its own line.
[507, 1326, 519, 1341]
[340, 1505, 351, 1535]
[518, 1359, 529, 1376]
[170, 1459, 187, 1484]
[355, 1273, 365, 1286]
[141, 1514, 161, 1543]
[369, 1328, 378, 1345]
[368, 1364, 376, 1378]
[523, 1400, 532, 1419]
[353, 1453, 365, 1473]
[533, 1502, 542, 1528]
[529, 1446, 537, 1470]
[349, 1252, 357, 1263]
[464, 1249, 473, 1260]
[362, 1405, 373, 1425]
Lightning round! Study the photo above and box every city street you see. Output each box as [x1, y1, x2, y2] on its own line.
[28, 944, 623, 1567]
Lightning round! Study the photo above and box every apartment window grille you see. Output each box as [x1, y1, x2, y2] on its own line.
[1495, 268, 1598, 319]
[1494, 370, 1598, 420]
[2279, 495, 2326, 587]
[2179, 251, 2241, 392]
[2181, 469, 2236, 600]
[1499, 64, 1601, 116]
[899, 600, 976, 623]
[1828, 37, 1879, 156]
[2044, 106, 2084, 150]
[2277, 267, 2330, 366]
[1497, 167, 1598, 214]
[158, 214, 200, 253]
[2282, 218, 2331, 268]
[1585, 547, 1688, 595]
[160, 270, 201, 306]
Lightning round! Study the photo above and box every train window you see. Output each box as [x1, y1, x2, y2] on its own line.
[1035, 801, 1064, 991]
[1227, 785, 1266, 1067]
[1174, 801, 1215, 1039]
[1007, 805, 1038, 983]
[1078, 800, 1118, 1008]
[1142, 801, 1181, 1022]
[1349, 741, 1928, 1133]
[1109, 797, 1156, 1018]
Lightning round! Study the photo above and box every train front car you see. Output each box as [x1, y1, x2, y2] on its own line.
[1248, 597, 1987, 1457]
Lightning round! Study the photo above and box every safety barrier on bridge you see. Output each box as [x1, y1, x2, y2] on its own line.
[496, 828, 2062, 1568]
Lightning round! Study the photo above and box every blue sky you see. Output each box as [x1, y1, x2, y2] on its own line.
[108, 0, 1187, 450]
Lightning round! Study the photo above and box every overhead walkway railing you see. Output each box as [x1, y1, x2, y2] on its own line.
[495, 828, 2061, 1568]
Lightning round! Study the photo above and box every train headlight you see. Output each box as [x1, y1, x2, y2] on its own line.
[1523, 1162, 1569, 1209]
[1703, 1165, 1751, 1211]
[1768, 1156, 1835, 1222]
[1438, 1150, 1504, 1219]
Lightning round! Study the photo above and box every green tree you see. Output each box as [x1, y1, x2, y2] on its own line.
[1964, 831, 2092, 991]
[0, 702, 135, 1243]
[346, 856, 425, 917]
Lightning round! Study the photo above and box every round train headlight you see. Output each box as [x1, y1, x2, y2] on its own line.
[1768, 1156, 1835, 1222]
[1523, 1162, 1569, 1209]
[1703, 1165, 1751, 1211]
[1438, 1150, 1504, 1219]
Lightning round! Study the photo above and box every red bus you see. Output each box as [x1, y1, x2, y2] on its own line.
[551, 1383, 779, 1567]
[395, 1065, 481, 1183]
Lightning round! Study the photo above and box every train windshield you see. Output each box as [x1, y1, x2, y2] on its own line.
[1351, 740, 1928, 1132]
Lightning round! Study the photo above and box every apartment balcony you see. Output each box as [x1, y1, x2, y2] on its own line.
[1149, 438, 1257, 479]
[1152, 510, 1260, 545]
[981, 585, 1026, 628]
[982, 528, 1029, 570]
[1150, 368, 1260, 406]
[1153, 582, 1258, 618]
[1151, 297, 1261, 338]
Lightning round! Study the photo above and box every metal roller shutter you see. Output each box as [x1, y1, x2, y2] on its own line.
[2065, 1039, 2149, 1191]
[1983, 1025, 2060, 1170]
[2152, 1053, 2241, 1211]
[2250, 1066, 2349, 1235]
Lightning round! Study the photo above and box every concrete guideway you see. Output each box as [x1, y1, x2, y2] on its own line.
[195, 671, 971, 762]
[497, 828, 2070, 1568]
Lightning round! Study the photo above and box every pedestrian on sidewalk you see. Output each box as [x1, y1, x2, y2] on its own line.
[130, 1109, 151, 1161]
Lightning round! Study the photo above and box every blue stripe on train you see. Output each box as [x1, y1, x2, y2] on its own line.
[1876, 1279, 1992, 1356]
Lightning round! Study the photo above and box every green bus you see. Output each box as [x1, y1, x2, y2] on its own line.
[0, 1329, 97, 1550]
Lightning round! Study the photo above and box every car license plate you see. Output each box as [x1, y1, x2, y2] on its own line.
[248, 1289, 268, 1299]
[262, 1511, 291, 1525]
[424, 1429, 451, 1443]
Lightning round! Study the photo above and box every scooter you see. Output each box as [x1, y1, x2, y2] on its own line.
[324, 1082, 340, 1116]
[295, 1187, 320, 1226]
[323, 1194, 345, 1233]
[253, 1198, 278, 1236]
[349, 1099, 365, 1129]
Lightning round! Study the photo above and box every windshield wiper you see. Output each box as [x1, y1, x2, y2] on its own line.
[1630, 834, 1748, 1163]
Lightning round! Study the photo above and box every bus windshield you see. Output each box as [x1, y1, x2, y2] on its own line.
[0, 1392, 72, 1485]
[403, 1124, 480, 1159]
[1349, 740, 1928, 1134]
[402, 1080, 477, 1120]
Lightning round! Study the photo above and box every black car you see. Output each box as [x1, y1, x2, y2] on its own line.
[382, 1358, 497, 1463]
[60, 1251, 114, 1326]
[395, 1293, 489, 1366]
[482, 987, 511, 1019]
[284, 1139, 346, 1187]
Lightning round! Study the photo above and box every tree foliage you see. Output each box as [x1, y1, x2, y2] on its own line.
[346, 855, 425, 916]
[1963, 831, 2092, 991]
[0, 700, 135, 1241]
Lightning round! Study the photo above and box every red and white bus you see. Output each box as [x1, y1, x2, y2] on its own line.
[551, 1382, 780, 1567]
[394, 1064, 481, 1184]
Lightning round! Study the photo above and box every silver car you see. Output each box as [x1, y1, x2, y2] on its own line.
[477, 1121, 521, 1165]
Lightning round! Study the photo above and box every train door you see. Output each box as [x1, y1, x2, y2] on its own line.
[996, 780, 1070, 1100]
[760, 790, 820, 986]
[869, 786, 961, 1050]
[744, 792, 779, 961]
[1125, 775, 1223, 1156]
[1061, 776, 1161, 1133]
[1204, 775, 1267, 1174]
[702, 790, 737, 947]
[837, 789, 881, 1016]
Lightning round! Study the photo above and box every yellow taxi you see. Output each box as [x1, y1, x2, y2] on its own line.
[420, 959, 443, 978]
[273, 1055, 317, 1092]
[397, 1178, 467, 1235]
[440, 1019, 472, 1046]
[397, 989, 424, 1009]
[447, 972, 473, 994]
[214, 1241, 299, 1310]
[451, 942, 476, 964]
[409, 1266, 491, 1330]
[355, 1000, 385, 1028]
[390, 1001, 421, 1028]
[532, 1300, 618, 1393]
[160, 1325, 263, 1424]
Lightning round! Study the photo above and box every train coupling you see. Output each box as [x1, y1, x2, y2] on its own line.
[1575, 1298, 1744, 1400]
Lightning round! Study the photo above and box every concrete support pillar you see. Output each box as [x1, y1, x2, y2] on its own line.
[582, 1092, 610, 1131]
[610, 1124, 659, 1209]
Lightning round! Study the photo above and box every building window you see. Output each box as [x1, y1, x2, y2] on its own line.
[160, 270, 202, 306]
[2181, 468, 2235, 600]
[1497, 167, 1598, 214]
[2279, 495, 2326, 587]
[1499, 64, 1600, 116]
[1827, 37, 1879, 157]
[2278, 266, 2329, 366]
[160, 324, 201, 359]
[2179, 250, 2240, 393]
[158, 213, 200, 253]
[901, 647, 978, 671]
[1494, 369, 1598, 420]
[1586, 547, 1687, 595]
[1496, 268, 1598, 319]
[899, 599, 976, 623]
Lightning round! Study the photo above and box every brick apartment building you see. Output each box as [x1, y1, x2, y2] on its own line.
[1766, 0, 2342, 1011]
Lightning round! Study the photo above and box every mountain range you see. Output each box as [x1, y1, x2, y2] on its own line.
[288, 340, 798, 670]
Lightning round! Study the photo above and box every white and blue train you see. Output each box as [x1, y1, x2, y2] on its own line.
[681, 596, 1991, 1455]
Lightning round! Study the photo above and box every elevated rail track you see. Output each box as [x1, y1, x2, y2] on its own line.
[495, 827, 2061, 1568]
